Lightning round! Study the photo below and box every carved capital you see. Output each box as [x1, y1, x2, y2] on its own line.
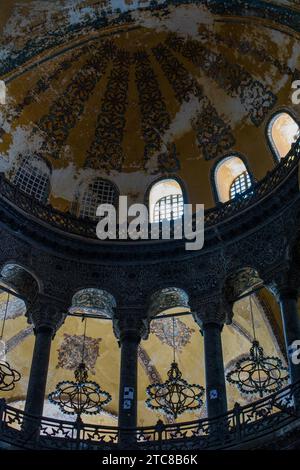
[26, 294, 67, 334]
[112, 307, 150, 342]
[191, 295, 233, 328]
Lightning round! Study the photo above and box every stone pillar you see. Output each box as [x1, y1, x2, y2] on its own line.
[112, 308, 150, 446]
[24, 295, 66, 433]
[273, 286, 300, 385]
[268, 271, 300, 412]
[201, 322, 227, 419]
[192, 297, 232, 420]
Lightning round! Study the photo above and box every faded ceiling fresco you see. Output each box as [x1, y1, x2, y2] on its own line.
[0, 1, 299, 210]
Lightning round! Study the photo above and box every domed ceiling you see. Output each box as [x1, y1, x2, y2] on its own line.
[0, 1, 299, 210]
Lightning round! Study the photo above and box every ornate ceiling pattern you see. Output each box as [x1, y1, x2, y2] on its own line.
[0, 1, 299, 211]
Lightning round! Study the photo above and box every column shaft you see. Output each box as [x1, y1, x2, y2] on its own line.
[279, 293, 300, 384]
[203, 323, 227, 419]
[118, 335, 139, 430]
[24, 327, 53, 418]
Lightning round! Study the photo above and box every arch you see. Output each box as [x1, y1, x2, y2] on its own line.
[12, 154, 51, 203]
[148, 178, 184, 223]
[224, 267, 264, 303]
[69, 288, 116, 319]
[214, 155, 253, 203]
[77, 178, 119, 221]
[148, 287, 190, 318]
[267, 110, 300, 161]
[0, 263, 40, 303]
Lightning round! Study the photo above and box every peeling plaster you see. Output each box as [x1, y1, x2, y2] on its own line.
[132, 4, 214, 36]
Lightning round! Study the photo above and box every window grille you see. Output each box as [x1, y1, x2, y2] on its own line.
[80, 179, 118, 220]
[230, 171, 252, 199]
[153, 194, 184, 223]
[13, 157, 49, 203]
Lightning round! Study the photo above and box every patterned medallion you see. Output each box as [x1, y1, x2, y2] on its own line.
[56, 333, 101, 375]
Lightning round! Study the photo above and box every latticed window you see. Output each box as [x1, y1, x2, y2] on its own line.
[79, 179, 118, 220]
[230, 171, 252, 199]
[153, 194, 184, 223]
[13, 157, 50, 203]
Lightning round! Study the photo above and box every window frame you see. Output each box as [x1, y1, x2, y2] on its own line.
[266, 108, 300, 163]
[211, 153, 253, 204]
[146, 176, 187, 224]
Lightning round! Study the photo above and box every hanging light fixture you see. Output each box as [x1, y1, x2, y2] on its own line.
[48, 317, 111, 417]
[0, 292, 21, 391]
[145, 317, 205, 419]
[226, 294, 289, 398]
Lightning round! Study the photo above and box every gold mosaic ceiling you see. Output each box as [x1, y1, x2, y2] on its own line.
[0, 1, 299, 209]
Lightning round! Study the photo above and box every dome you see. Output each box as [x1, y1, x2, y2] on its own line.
[0, 0, 299, 216]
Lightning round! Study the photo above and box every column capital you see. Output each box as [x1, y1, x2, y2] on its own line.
[191, 295, 233, 328]
[112, 307, 150, 342]
[26, 294, 67, 334]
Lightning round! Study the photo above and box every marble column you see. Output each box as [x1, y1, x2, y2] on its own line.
[201, 322, 227, 419]
[112, 309, 150, 446]
[193, 297, 232, 421]
[23, 295, 66, 434]
[276, 287, 300, 385]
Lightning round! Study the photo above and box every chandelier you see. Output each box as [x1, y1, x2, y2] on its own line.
[146, 317, 204, 419]
[48, 317, 111, 417]
[0, 293, 21, 391]
[226, 294, 288, 398]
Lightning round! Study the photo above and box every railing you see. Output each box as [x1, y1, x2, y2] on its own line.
[0, 380, 299, 450]
[0, 139, 299, 241]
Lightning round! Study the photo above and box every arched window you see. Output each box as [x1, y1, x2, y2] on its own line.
[268, 112, 300, 160]
[12, 155, 50, 203]
[149, 179, 184, 223]
[79, 179, 119, 221]
[215, 156, 252, 203]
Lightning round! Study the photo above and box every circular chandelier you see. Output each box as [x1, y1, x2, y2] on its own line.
[146, 361, 204, 418]
[0, 293, 21, 391]
[48, 318, 111, 416]
[0, 361, 21, 391]
[146, 317, 204, 418]
[48, 362, 111, 416]
[226, 295, 288, 398]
